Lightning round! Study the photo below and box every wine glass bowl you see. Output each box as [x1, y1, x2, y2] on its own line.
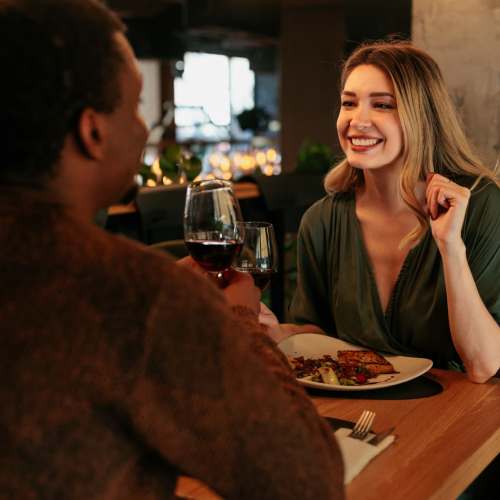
[184, 179, 244, 278]
[233, 221, 278, 291]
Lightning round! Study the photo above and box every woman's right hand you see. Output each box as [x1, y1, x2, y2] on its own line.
[263, 322, 326, 344]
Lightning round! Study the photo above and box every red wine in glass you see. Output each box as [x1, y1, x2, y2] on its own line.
[243, 267, 276, 291]
[185, 239, 242, 273]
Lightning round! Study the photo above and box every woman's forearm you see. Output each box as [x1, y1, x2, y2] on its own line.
[265, 323, 325, 344]
[441, 242, 500, 382]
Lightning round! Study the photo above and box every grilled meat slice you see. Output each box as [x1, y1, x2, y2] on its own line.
[337, 350, 397, 375]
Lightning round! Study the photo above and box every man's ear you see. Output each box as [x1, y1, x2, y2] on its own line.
[75, 108, 106, 160]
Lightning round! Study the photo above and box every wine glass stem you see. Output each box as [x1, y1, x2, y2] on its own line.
[215, 270, 230, 288]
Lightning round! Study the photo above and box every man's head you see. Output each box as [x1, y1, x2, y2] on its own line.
[0, 0, 145, 196]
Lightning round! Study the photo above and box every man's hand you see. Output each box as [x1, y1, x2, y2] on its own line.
[223, 270, 261, 315]
[177, 258, 261, 314]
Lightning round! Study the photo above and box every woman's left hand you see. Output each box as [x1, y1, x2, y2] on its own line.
[426, 173, 470, 252]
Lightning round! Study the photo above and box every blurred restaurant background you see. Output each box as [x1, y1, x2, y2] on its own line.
[104, 0, 499, 319]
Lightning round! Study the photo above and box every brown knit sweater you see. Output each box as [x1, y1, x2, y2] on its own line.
[0, 187, 344, 499]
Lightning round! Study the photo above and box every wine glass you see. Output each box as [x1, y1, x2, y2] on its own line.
[233, 221, 278, 291]
[184, 179, 244, 284]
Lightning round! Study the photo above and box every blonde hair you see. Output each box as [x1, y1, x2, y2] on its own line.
[325, 40, 499, 245]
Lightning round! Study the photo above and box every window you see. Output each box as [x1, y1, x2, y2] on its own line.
[138, 59, 161, 130]
[174, 52, 255, 142]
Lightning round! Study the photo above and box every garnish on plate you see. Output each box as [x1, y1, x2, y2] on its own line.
[289, 350, 397, 386]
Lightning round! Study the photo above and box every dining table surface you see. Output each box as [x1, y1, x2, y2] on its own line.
[175, 368, 500, 500]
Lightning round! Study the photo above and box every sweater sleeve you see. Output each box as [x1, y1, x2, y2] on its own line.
[463, 181, 500, 324]
[289, 199, 335, 333]
[126, 262, 344, 500]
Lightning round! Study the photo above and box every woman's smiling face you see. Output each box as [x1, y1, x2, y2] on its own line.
[337, 64, 404, 173]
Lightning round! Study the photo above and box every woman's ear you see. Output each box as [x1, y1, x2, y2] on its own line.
[75, 108, 106, 160]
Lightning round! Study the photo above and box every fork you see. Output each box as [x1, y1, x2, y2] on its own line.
[349, 410, 376, 440]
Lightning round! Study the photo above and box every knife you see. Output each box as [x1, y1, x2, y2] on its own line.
[366, 426, 396, 446]
[324, 416, 355, 431]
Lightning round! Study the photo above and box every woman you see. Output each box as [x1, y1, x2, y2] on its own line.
[286, 40, 500, 383]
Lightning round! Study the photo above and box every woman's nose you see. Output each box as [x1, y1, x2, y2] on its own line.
[350, 106, 372, 130]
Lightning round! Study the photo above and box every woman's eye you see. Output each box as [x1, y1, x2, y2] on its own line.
[341, 100, 355, 108]
[374, 102, 395, 110]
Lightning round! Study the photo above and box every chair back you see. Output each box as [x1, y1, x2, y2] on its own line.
[255, 173, 326, 231]
[149, 239, 188, 259]
[136, 185, 187, 244]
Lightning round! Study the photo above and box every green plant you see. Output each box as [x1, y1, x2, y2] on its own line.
[295, 140, 335, 174]
[159, 144, 202, 182]
[182, 155, 202, 181]
[159, 144, 182, 181]
[138, 162, 157, 184]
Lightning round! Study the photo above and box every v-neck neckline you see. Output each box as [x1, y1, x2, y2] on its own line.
[349, 193, 426, 325]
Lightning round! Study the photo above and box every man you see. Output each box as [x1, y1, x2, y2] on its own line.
[0, 1, 344, 498]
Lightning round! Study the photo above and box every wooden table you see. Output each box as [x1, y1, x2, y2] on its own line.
[175, 369, 500, 500]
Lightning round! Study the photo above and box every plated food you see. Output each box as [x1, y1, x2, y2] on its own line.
[279, 334, 433, 392]
[289, 350, 398, 386]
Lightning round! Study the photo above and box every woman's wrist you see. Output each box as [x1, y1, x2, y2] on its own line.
[437, 238, 467, 261]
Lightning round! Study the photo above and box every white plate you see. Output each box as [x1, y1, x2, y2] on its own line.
[279, 333, 433, 391]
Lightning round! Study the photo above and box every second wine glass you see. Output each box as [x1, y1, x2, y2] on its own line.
[233, 221, 278, 291]
[184, 179, 244, 283]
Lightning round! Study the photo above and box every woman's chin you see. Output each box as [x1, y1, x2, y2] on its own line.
[347, 159, 371, 170]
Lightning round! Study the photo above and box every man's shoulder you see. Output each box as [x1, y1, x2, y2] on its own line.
[37, 217, 181, 304]
[86, 227, 182, 285]
[63, 225, 221, 333]
[98, 230, 219, 304]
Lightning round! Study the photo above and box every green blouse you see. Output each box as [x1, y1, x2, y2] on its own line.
[289, 180, 500, 368]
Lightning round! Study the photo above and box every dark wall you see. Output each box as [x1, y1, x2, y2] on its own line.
[118, 0, 412, 65]
[345, 0, 412, 54]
